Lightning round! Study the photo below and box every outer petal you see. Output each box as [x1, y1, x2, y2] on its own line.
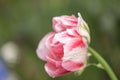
[52, 15, 78, 32]
[61, 33, 87, 71]
[45, 62, 70, 78]
[62, 60, 84, 71]
[62, 47, 87, 71]
[36, 32, 55, 61]
[45, 33, 64, 60]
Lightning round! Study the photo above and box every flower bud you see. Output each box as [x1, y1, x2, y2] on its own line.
[37, 13, 89, 78]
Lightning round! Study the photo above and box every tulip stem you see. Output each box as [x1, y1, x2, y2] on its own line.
[88, 47, 118, 80]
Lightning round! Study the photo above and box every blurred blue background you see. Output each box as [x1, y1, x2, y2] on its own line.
[0, 0, 120, 80]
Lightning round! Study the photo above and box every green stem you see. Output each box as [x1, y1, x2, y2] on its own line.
[88, 47, 118, 80]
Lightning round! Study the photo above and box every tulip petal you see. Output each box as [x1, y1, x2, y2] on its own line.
[62, 60, 84, 71]
[64, 38, 86, 54]
[45, 34, 64, 60]
[62, 46, 87, 71]
[36, 32, 55, 61]
[45, 62, 70, 78]
[52, 15, 78, 32]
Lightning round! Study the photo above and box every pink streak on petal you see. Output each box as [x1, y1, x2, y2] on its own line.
[66, 29, 80, 37]
[45, 34, 64, 60]
[45, 62, 70, 78]
[62, 60, 84, 71]
[46, 56, 62, 67]
[52, 15, 78, 32]
[63, 38, 86, 55]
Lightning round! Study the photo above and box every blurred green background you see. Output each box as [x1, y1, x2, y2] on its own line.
[0, 0, 120, 80]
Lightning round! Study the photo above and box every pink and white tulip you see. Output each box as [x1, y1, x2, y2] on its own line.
[37, 13, 89, 78]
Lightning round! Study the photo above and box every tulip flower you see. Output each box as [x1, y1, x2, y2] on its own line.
[36, 13, 118, 80]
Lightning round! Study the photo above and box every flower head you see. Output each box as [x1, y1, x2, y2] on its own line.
[37, 13, 90, 78]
